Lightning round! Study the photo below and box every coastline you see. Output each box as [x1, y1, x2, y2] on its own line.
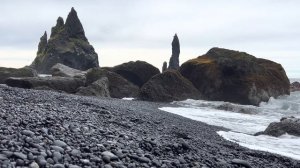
[0, 85, 299, 167]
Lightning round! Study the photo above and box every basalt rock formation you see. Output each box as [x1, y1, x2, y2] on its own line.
[180, 47, 290, 106]
[5, 76, 85, 93]
[168, 34, 180, 70]
[290, 81, 300, 92]
[255, 117, 300, 137]
[85, 68, 139, 98]
[111, 61, 160, 87]
[76, 77, 110, 97]
[139, 70, 201, 102]
[51, 63, 86, 78]
[0, 67, 37, 84]
[31, 8, 99, 74]
[162, 61, 167, 72]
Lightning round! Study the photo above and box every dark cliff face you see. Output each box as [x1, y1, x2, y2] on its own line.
[168, 34, 180, 70]
[31, 8, 99, 74]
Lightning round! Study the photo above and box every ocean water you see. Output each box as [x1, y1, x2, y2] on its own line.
[159, 91, 300, 160]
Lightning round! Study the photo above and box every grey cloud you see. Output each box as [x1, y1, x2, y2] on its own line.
[0, 0, 300, 77]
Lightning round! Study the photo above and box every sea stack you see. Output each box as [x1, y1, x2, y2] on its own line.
[31, 8, 99, 74]
[162, 61, 167, 72]
[180, 47, 290, 106]
[168, 34, 180, 70]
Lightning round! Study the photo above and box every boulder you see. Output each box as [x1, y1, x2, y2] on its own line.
[255, 117, 300, 137]
[111, 61, 160, 87]
[168, 34, 180, 70]
[5, 76, 84, 93]
[51, 63, 86, 78]
[76, 77, 110, 97]
[0, 67, 37, 84]
[290, 81, 300, 92]
[31, 8, 99, 74]
[139, 70, 201, 102]
[86, 68, 139, 98]
[180, 47, 290, 106]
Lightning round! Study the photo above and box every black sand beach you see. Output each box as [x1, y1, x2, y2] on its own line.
[0, 85, 299, 168]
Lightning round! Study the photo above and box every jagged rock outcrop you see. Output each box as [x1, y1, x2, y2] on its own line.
[111, 61, 160, 87]
[0, 67, 37, 84]
[168, 34, 180, 70]
[85, 68, 139, 98]
[139, 70, 201, 102]
[76, 77, 110, 97]
[290, 81, 300, 92]
[37, 32, 47, 55]
[180, 47, 290, 106]
[31, 8, 99, 74]
[5, 76, 85, 93]
[255, 117, 300, 137]
[162, 61, 167, 72]
[51, 63, 86, 78]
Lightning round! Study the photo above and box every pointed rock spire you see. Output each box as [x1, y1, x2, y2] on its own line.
[50, 17, 64, 38]
[37, 31, 47, 55]
[65, 7, 86, 40]
[162, 61, 167, 72]
[168, 33, 180, 70]
[31, 7, 99, 73]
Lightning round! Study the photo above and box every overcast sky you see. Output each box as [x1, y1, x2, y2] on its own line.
[0, 0, 300, 77]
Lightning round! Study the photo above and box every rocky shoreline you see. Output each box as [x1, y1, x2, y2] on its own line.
[0, 85, 299, 168]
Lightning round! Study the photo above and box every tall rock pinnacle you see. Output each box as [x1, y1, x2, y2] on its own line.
[162, 61, 167, 72]
[31, 8, 99, 73]
[168, 34, 180, 70]
[65, 7, 87, 41]
[37, 31, 47, 55]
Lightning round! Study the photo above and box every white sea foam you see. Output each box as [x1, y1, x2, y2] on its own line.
[122, 97, 134, 100]
[159, 91, 300, 160]
[38, 74, 52, 77]
[217, 131, 300, 160]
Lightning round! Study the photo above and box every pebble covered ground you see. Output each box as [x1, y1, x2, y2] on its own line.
[0, 85, 299, 168]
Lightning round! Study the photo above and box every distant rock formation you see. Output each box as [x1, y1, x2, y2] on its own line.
[168, 34, 180, 70]
[162, 61, 167, 72]
[111, 61, 160, 87]
[31, 8, 99, 74]
[180, 47, 290, 106]
[139, 70, 201, 102]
